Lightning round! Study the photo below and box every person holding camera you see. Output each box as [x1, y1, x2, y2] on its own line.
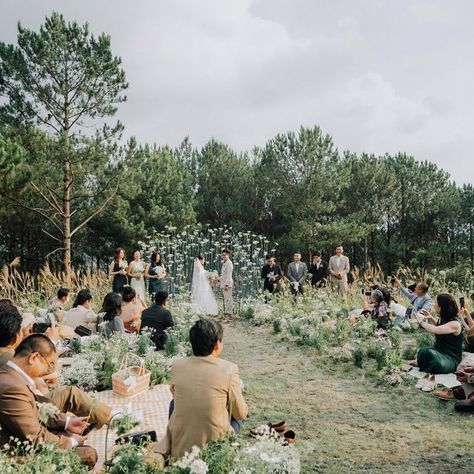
[392, 278, 432, 327]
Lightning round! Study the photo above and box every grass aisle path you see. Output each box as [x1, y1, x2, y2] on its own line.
[222, 319, 473, 474]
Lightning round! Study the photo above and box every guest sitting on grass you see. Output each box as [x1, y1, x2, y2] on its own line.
[409, 293, 463, 374]
[156, 319, 248, 461]
[393, 279, 432, 326]
[98, 292, 125, 337]
[120, 286, 144, 333]
[140, 291, 173, 350]
[63, 289, 97, 333]
[349, 289, 389, 329]
[0, 303, 112, 428]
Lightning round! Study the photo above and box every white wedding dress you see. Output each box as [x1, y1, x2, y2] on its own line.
[191, 259, 218, 316]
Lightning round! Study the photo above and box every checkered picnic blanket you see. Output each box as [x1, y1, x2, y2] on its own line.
[87, 385, 172, 471]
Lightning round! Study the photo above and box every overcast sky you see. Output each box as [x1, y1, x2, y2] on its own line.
[2, 0, 473, 184]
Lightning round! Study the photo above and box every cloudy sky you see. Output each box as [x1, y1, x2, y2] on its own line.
[2, 0, 473, 184]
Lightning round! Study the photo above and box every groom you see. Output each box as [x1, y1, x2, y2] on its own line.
[220, 249, 234, 316]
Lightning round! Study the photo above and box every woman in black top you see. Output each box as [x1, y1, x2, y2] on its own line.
[109, 248, 128, 294]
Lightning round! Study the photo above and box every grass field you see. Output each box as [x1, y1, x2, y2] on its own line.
[222, 319, 473, 474]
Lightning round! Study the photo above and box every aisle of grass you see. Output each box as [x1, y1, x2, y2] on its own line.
[222, 320, 473, 474]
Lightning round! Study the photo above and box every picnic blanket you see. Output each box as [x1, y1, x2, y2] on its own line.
[87, 384, 172, 471]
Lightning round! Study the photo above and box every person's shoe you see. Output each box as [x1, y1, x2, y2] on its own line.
[415, 374, 431, 389]
[282, 429, 296, 445]
[421, 375, 436, 392]
[452, 385, 466, 400]
[432, 387, 455, 401]
[454, 398, 474, 413]
[268, 421, 287, 433]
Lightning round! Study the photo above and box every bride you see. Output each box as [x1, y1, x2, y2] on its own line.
[191, 255, 218, 316]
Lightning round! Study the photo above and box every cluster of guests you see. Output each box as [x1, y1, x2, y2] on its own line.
[350, 278, 474, 411]
[48, 286, 174, 351]
[260, 245, 351, 297]
[0, 298, 248, 468]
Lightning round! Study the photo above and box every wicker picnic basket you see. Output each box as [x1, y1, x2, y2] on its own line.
[112, 352, 151, 397]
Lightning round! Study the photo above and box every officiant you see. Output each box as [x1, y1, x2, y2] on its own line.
[261, 254, 282, 295]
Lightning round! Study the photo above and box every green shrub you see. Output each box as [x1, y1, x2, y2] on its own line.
[388, 330, 401, 351]
[416, 330, 435, 350]
[335, 319, 351, 346]
[288, 322, 302, 337]
[273, 318, 282, 334]
[402, 345, 417, 360]
[352, 347, 365, 368]
[240, 306, 255, 320]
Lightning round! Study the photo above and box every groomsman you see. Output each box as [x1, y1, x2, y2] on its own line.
[287, 251, 308, 296]
[260, 254, 282, 295]
[220, 249, 234, 316]
[308, 251, 327, 288]
[328, 245, 350, 296]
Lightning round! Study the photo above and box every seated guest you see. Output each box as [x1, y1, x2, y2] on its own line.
[260, 254, 282, 295]
[98, 293, 125, 338]
[120, 286, 144, 333]
[393, 279, 432, 326]
[0, 305, 111, 428]
[410, 293, 463, 374]
[454, 356, 474, 413]
[0, 334, 98, 468]
[460, 295, 474, 351]
[156, 319, 248, 460]
[365, 289, 390, 329]
[308, 252, 327, 288]
[49, 287, 71, 312]
[140, 291, 174, 350]
[63, 289, 97, 332]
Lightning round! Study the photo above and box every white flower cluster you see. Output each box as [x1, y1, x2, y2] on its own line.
[173, 446, 209, 474]
[36, 402, 60, 424]
[60, 357, 98, 389]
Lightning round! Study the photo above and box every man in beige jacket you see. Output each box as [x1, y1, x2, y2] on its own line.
[328, 244, 350, 296]
[156, 319, 248, 460]
[0, 334, 97, 468]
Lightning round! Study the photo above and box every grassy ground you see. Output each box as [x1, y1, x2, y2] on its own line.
[222, 319, 474, 474]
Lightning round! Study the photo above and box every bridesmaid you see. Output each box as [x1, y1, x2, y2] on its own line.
[145, 251, 166, 298]
[109, 248, 128, 294]
[127, 250, 146, 303]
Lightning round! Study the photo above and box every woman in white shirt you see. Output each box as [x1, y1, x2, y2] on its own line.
[63, 289, 97, 332]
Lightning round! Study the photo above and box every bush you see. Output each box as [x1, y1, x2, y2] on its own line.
[240, 306, 255, 320]
[352, 347, 365, 368]
[273, 318, 283, 334]
[416, 330, 435, 351]
[388, 329, 401, 351]
[402, 345, 417, 360]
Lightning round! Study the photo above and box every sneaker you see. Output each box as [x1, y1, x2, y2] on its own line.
[432, 387, 455, 401]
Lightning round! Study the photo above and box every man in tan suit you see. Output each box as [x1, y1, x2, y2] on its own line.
[156, 319, 248, 460]
[328, 244, 350, 296]
[0, 302, 111, 429]
[0, 333, 97, 468]
[220, 249, 234, 316]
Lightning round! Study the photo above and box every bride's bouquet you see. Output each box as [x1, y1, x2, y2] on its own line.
[205, 270, 219, 283]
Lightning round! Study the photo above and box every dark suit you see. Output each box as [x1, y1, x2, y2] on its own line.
[308, 261, 327, 287]
[260, 264, 282, 293]
[140, 304, 174, 350]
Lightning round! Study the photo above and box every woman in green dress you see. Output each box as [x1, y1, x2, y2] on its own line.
[145, 251, 166, 299]
[413, 293, 463, 374]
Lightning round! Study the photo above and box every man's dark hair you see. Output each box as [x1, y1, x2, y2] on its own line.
[73, 289, 92, 308]
[15, 334, 56, 358]
[335, 244, 343, 249]
[266, 254, 274, 260]
[122, 286, 136, 303]
[57, 287, 70, 299]
[417, 282, 429, 294]
[222, 249, 231, 256]
[313, 251, 321, 257]
[294, 250, 301, 255]
[0, 299, 15, 312]
[189, 319, 223, 356]
[0, 306, 22, 347]
[155, 291, 169, 306]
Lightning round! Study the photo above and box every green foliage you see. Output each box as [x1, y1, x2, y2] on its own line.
[352, 347, 365, 368]
[273, 318, 283, 334]
[388, 329, 401, 351]
[240, 306, 255, 320]
[402, 345, 418, 360]
[415, 330, 435, 351]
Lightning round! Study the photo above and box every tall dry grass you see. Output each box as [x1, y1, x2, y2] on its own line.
[0, 258, 110, 310]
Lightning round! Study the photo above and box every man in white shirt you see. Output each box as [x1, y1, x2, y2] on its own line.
[0, 333, 97, 468]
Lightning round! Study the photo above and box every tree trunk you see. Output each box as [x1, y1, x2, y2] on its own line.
[470, 222, 474, 275]
[62, 90, 72, 280]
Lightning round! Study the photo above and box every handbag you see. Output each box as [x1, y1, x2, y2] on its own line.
[74, 325, 92, 337]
